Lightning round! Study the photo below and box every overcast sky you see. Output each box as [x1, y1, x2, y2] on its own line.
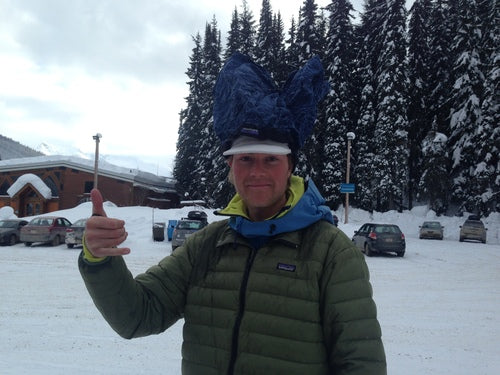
[0, 0, 372, 174]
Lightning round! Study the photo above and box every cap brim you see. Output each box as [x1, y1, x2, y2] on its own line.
[223, 136, 291, 156]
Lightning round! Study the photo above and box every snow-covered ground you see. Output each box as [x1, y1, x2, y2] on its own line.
[0, 203, 499, 375]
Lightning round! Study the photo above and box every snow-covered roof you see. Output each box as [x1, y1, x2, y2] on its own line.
[0, 155, 176, 192]
[7, 173, 52, 199]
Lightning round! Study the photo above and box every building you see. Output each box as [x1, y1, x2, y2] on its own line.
[0, 155, 179, 217]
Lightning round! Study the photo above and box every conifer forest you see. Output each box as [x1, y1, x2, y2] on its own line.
[174, 0, 499, 217]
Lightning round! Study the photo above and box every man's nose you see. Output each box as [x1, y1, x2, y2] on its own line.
[249, 159, 266, 175]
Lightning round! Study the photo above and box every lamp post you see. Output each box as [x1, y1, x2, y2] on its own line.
[344, 132, 355, 224]
[92, 133, 102, 189]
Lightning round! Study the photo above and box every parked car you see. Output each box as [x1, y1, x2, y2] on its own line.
[0, 219, 29, 246]
[419, 221, 444, 240]
[171, 211, 208, 251]
[20, 216, 72, 246]
[352, 223, 406, 257]
[459, 219, 487, 243]
[65, 218, 87, 248]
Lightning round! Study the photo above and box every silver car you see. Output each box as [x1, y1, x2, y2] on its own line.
[419, 221, 444, 240]
[459, 220, 487, 243]
[65, 218, 88, 248]
[0, 219, 29, 246]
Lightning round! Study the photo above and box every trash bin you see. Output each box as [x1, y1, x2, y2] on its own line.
[152, 222, 165, 241]
[167, 220, 178, 241]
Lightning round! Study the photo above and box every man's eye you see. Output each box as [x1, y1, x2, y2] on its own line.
[266, 156, 279, 163]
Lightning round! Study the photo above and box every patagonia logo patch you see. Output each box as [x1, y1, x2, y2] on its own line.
[277, 263, 296, 272]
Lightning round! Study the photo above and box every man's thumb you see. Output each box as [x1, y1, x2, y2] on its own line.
[90, 188, 107, 217]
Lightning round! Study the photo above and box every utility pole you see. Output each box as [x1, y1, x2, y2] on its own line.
[93, 133, 102, 189]
[345, 132, 355, 224]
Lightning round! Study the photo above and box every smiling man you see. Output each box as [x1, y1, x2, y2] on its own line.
[79, 53, 386, 374]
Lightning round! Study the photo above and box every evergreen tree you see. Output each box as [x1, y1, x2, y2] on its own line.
[474, 0, 499, 215]
[417, 130, 450, 214]
[371, 0, 409, 211]
[254, 0, 274, 67]
[407, 0, 433, 208]
[224, 8, 241, 59]
[428, 0, 454, 136]
[271, 12, 289, 85]
[174, 33, 204, 201]
[238, 0, 256, 57]
[321, 0, 356, 208]
[448, 0, 484, 212]
[284, 17, 300, 74]
[352, 0, 387, 211]
[196, 18, 223, 206]
[294, 0, 324, 180]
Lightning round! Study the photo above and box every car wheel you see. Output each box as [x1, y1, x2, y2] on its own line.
[397, 251, 405, 257]
[364, 243, 373, 257]
[459, 237, 464, 242]
[9, 234, 17, 246]
[67, 243, 74, 249]
[24, 242, 32, 247]
[52, 236, 60, 246]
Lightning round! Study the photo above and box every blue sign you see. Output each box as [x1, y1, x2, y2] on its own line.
[340, 183, 355, 193]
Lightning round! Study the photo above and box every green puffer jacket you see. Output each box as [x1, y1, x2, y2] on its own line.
[79, 219, 386, 375]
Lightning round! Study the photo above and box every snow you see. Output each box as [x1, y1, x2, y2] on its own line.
[6, 173, 52, 199]
[0, 203, 499, 375]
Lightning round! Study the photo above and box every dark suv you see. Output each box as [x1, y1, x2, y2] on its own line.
[352, 223, 406, 257]
[171, 211, 208, 251]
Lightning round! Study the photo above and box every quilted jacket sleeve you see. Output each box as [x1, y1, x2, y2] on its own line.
[78, 244, 193, 339]
[317, 224, 387, 374]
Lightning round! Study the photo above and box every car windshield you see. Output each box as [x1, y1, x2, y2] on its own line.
[374, 225, 401, 234]
[0, 221, 17, 228]
[177, 221, 203, 230]
[465, 221, 484, 228]
[423, 222, 441, 228]
[73, 219, 87, 226]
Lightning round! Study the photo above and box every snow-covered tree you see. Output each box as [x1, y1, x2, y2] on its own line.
[321, 0, 356, 208]
[407, 0, 434, 208]
[174, 33, 204, 201]
[448, 0, 484, 212]
[224, 8, 241, 59]
[195, 19, 223, 205]
[371, 0, 409, 211]
[238, 0, 256, 57]
[473, 0, 499, 215]
[294, 0, 326, 180]
[418, 130, 450, 214]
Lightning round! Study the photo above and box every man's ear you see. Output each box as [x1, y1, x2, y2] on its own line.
[226, 156, 233, 167]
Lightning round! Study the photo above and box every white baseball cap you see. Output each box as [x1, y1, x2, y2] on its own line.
[222, 136, 291, 156]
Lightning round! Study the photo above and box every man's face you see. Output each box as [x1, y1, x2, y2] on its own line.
[228, 153, 292, 221]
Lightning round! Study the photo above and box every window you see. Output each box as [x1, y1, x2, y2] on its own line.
[84, 181, 93, 193]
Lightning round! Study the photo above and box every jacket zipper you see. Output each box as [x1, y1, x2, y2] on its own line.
[227, 247, 258, 375]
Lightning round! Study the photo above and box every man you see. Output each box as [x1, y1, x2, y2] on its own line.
[79, 53, 386, 374]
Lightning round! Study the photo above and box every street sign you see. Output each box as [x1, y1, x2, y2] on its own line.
[340, 183, 355, 193]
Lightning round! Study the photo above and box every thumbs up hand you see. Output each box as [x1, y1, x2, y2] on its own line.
[84, 189, 130, 257]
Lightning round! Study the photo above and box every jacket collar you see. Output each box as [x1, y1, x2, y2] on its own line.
[215, 177, 333, 239]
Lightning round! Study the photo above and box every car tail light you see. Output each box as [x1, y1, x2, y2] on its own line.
[401, 233, 405, 240]
[368, 232, 377, 240]
[66, 228, 74, 233]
